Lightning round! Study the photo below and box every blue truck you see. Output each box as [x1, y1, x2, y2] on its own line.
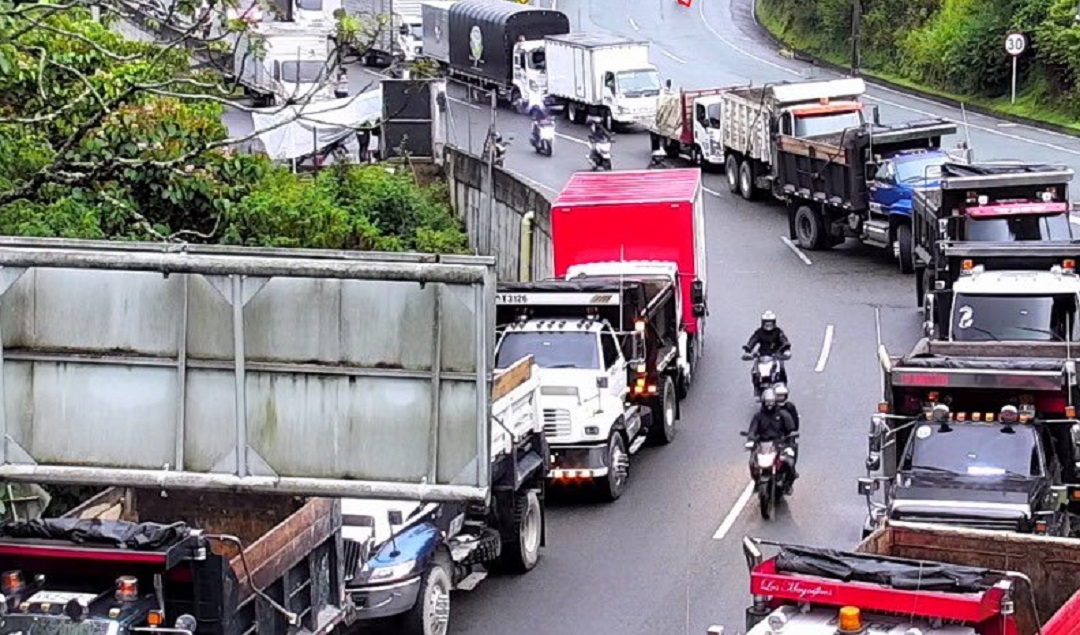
[776, 118, 960, 272]
[342, 355, 547, 635]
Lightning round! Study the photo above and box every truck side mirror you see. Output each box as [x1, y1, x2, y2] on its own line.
[1070, 423, 1080, 448]
[868, 417, 884, 453]
[388, 510, 403, 525]
[596, 376, 609, 389]
[857, 477, 880, 496]
[869, 104, 880, 125]
[865, 452, 881, 472]
[691, 279, 706, 316]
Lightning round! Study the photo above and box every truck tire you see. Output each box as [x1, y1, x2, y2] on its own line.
[896, 224, 914, 274]
[458, 527, 501, 566]
[598, 432, 629, 502]
[725, 155, 740, 193]
[690, 144, 704, 168]
[398, 554, 452, 635]
[915, 266, 925, 307]
[665, 140, 680, 159]
[648, 376, 678, 446]
[601, 109, 613, 132]
[794, 205, 829, 251]
[567, 102, 583, 124]
[494, 490, 542, 574]
[738, 160, 757, 201]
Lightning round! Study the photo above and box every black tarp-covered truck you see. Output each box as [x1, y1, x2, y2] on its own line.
[0, 237, 505, 635]
[421, 0, 569, 103]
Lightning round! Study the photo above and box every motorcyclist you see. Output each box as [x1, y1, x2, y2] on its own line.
[647, 148, 667, 169]
[530, 104, 553, 144]
[491, 132, 507, 166]
[588, 122, 610, 143]
[746, 388, 798, 485]
[743, 310, 791, 389]
[774, 384, 799, 430]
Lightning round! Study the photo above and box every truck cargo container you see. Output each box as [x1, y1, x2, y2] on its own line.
[544, 33, 660, 129]
[0, 237, 546, 635]
[551, 169, 707, 390]
[719, 522, 1080, 635]
[421, 0, 569, 105]
[344, 0, 424, 66]
[912, 162, 1075, 308]
[233, 23, 338, 106]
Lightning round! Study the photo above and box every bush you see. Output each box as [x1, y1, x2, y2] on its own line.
[758, 0, 1080, 120]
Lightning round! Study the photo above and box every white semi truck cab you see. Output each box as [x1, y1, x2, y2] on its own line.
[495, 313, 647, 502]
[941, 262, 1080, 342]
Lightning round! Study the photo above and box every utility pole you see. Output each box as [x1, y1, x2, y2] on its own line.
[484, 90, 498, 255]
[1075, 0, 1080, 22]
[850, 0, 862, 75]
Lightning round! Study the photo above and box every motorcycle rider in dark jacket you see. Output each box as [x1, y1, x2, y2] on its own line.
[747, 388, 799, 487]
[588, 122, 611, 143]
[774, 384, 799, 430]
[743, 310, 791, 389]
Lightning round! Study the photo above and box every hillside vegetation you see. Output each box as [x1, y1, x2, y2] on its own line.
[757, 0, 1080, 130]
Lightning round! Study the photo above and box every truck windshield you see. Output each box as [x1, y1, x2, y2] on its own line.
[895, 156, 945, 183]
[793, 111, 862, 137]
[616, 70, 660, 97]
[278, 61, 326, 83]
[295, 0, 321, 9]
[951, 293, 1077, 342]
[496, 332, 600, 370]
[965, 213, 1072, 241]
[906, 423, 1042, 477]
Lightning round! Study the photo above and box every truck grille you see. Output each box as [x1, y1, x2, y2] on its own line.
[342, 538, 363, 582]
[893, 513, 1021, 532]
[543, 408, 572, 439]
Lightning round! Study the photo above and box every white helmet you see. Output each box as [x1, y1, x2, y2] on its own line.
[761, 310, 776, 330]
[762, 388, 777, 409]
[774, 384, 789, 402]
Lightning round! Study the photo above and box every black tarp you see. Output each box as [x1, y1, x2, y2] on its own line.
[447, 0, 569, 84]
[899, 356, 1065, 372]
[941, 162, 1069, 178]
[0, 519, 191, 550]
[774, 545, 992, 593]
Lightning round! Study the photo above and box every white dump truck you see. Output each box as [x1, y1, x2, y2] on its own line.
[647, 86, 732, 168]
[545, 32, 660, 129]
[233, 22, 338, 106]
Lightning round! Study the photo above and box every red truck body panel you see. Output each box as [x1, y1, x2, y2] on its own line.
[552, 169, 706, 334]
[1045, 587, 1080, 635]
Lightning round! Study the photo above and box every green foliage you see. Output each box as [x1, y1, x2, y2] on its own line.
[0, 1, 468, 254]
[758, 0, 1080, 120]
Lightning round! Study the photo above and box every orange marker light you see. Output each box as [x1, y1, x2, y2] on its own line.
[961, 259, 974, 270]
[115, 576, 139, 602]
[147, 610, 165, 626]
[838, 606, 863, 633]
[1, 571, 24, 594]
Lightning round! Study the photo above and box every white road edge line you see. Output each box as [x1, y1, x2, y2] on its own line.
[660, 49, 687, 64]
[780, 236, 813, 266]
[628, 16, 639, 31]
[698, 0, 1080, 157]
[814, 324, 834, 372]
[713, 481, 755, 540]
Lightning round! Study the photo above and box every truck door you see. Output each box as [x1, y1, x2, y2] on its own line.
[869, 161, 902, 217]
[693, 102, 707, 147]
[513, 48, 526, 97]
[601, 328, 628, 401]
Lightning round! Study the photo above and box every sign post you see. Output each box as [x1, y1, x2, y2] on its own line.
[1005, 32, 1026, 104]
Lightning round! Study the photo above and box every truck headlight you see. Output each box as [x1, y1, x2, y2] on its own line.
[368, 559, 417, 583]
[585, 426, 599, 435]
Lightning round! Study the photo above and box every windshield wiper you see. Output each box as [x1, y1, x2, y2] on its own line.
[1012, 326, 1063, 341]
[962, 325, 1000, 341]
[909, 465, 961, 475]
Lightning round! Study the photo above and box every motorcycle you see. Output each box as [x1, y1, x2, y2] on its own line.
[741, 350, 790, 399]
[587, 137, 612, 171]
[531, 120, 555, 157]
[741, 431, 798, 520]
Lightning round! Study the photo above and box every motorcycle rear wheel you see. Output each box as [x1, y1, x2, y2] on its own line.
[758, 481, 775, 519]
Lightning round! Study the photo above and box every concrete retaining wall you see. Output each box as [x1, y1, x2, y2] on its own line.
[444, 146, 553, 282]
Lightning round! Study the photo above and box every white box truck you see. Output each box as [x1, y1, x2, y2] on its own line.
[545, 32, 660, 130]
[233, 22, 339, 106]
[344, 0, 423, 66]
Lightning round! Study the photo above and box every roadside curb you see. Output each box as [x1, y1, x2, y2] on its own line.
[751, 4, 1080, 140]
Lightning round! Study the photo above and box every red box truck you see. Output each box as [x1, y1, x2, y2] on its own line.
[552, 168, 708, 390]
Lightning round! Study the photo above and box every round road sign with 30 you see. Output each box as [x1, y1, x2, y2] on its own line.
[1005, 32, 1027, 56]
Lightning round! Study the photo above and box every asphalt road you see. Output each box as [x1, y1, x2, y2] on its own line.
[409, 0, 1080, 634]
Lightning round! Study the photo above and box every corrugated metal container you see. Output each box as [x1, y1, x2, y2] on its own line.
[447, 0, 568, 84]
[0, 238, 498, 503]
[421, 0, 455, 63]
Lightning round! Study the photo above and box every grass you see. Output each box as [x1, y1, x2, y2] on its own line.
[755, 1, 1080, 134]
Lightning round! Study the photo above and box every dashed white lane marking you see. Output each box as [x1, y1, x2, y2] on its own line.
[628, 17, 639, 31]
[780, 236, 813, 266]
[712, 481, 755, 540]
[704, 187, 724, 197]
[660, 49, 687, 64]
[814, 324, 834, 372]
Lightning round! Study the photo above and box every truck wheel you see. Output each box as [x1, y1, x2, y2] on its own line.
[598, 432, 629, 502]
[398, 555, 451, 635]
[649, 376, 678, 445]
[495, 490, 542, 574]
[690, 144, 704, 167]
[915, 266, 925, 307]
[738, 160, 757, 201]
[725, 155, 739, 193]
[896, 224, 914, 274]
[794, 205, 828, 251]
[665, 140, 680, 159]
[602, 109, 613, 132]
[567, 102, 582, 124]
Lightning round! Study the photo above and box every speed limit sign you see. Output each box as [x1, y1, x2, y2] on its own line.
[1005, 32, 1027, 56]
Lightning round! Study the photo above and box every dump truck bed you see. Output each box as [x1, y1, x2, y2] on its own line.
[857, 521, 1080, 635]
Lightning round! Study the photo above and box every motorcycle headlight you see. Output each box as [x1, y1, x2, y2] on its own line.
[756, 453, 776, 468]
[366, 559, 417, 583]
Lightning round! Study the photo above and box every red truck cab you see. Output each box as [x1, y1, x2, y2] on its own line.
[552, 168, 708, 381]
